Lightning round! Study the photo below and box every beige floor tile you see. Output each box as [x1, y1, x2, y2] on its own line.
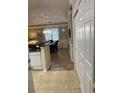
[39, 89, 57, 93]
[70, 81, 80, 90]
[57, 89, 72, 93]
[40, 82, 59, 90]
[32, 71, 81, 93]
[58, 82, 70, 90]
[71, 89, 81, 93]
[40, 76, 57, 82]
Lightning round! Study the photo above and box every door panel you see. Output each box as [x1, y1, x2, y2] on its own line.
[73, 0, 94, 93]
[84, 20, 92, 64]
[86, 72, 92, 93]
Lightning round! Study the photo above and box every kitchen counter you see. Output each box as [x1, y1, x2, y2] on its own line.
[28, 41, 52, 52]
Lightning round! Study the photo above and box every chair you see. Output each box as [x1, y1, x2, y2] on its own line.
[49, 40, 59, 53]
[54, 40, 59, 51]
[50, 40, 53, 43]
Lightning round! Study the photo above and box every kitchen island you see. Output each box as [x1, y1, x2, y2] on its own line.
[29, 43, 51, 72]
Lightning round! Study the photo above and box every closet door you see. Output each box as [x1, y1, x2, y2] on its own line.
[73, 0, 95, 93]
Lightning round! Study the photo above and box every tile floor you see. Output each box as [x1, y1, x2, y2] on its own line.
[50, 48, 74, 71]
[32, 48, 81, 93]
[32, 71, 81, 93]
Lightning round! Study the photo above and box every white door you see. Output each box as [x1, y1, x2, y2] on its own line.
[73, 0, 95, 93]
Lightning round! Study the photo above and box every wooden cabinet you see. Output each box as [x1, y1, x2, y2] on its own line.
[29, 52, 42, 70]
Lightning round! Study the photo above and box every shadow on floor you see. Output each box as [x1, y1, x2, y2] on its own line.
[50, 48, 74, 71]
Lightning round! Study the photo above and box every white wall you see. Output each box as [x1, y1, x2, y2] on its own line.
[72, 0, 95, 93]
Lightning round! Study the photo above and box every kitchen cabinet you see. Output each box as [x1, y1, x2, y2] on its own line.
[29, 52, 42, 70]
[29, 45, 51, 71]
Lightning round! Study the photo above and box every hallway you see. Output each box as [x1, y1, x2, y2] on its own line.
[32, 71, 81, 93]
[32, 48, 80, 93]
[28, 0, 95, 93]
[50, 48, 74, 71]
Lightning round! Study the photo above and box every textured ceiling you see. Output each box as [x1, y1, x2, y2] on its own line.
[28, 0, 70, 26]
